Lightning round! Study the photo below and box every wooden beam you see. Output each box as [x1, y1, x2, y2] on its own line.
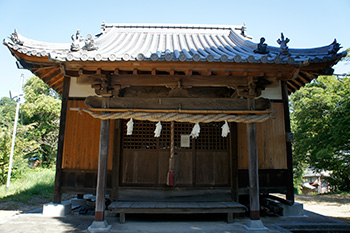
[49, 74, 64, 87]
[297, 74, 309, 84]
[151, 68, 157, 76]
[85, 96, 271, 112]
[72, 107, 271, 115]
[185, 70, 192, 76]
[290, 79, 303, 89]
[287, 81, 298, 91]
[77, 74, 250, 89]
[95, 118, 110, 221]
[53, 77, 70, 203]
[40, 68, 61, 82]
[300, 71, 316, 81]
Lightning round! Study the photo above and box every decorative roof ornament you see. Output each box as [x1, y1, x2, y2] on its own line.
[254, 37, 269, 54]
[277, 33, 290, 56]
[9, 29, 24, 45]
[84, 34, 98, 51]
[235, 23, 248, 37]
[328, 39, 341, 54]
[101, 22, 106, 32]
[70, 30, 84, 51]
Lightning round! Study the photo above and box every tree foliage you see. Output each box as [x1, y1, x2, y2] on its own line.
[291, 76, 350, 191]
[0, 76, 61, 184]
[21, 77, 61, 166]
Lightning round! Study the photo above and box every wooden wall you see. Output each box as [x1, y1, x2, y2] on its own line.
[237, 102, 287, 169]
[62, 100, 114, 170]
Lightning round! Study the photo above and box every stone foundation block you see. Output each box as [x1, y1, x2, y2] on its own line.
[43, 202, 72, 217]
[282, 202, 304, 216]
[88, 220, 111, 233]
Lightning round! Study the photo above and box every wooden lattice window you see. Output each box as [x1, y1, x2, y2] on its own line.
[174, 122, 193, 150]
[123, 120, 227, 151]
[123, 120, 158, 149]
[195, 122, 228, 150]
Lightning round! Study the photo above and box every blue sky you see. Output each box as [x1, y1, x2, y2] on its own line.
[0, 0, 349, 98]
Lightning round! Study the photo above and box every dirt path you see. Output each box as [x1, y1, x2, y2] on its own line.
[295, 193, 350, 223]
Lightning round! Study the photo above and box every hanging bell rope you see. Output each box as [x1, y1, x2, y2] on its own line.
[221, 120, 230, 137]
[79, 109, 275, 124]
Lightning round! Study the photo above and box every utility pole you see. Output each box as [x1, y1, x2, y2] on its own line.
[6, 74, 24, 191]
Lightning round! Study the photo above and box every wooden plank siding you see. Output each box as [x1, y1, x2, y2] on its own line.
[237, 102, 287, 170]
[62, 100, 115, 170]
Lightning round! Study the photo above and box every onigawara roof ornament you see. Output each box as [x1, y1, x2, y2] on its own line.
[254, 37, 269, 54]
[8, 29, 24, 46]
[235, 23, 251, 39]
[84, 34, 98, 51]
[277, 33, 290, 56]
[328, 39, 341, 54]
[70, 30, 84, 51]
[70, 30, 98, 52]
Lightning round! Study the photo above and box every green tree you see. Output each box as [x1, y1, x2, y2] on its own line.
[291, 76, 350, 191]
[0, 76, 61, 184]
[21, 76, 61, 167]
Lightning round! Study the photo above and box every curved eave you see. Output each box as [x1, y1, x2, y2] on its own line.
[6, 47, 64, 94]
[4, 30, 347, 96]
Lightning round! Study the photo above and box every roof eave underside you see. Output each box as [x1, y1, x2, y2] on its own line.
[7, 46, 344, 96]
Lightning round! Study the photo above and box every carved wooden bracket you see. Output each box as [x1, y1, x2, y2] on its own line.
[233, 76, 268, 98]
[167, 80, 190, 97]
[91, 75, 120, 97]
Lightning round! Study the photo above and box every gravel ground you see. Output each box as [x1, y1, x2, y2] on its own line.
[295, 193, 350, 224]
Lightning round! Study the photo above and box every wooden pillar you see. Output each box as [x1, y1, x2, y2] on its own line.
[95, 118, 110, 221]
[230, 123, 239, 202]
[53, 77, 70, 204]
[247, 123, 260, 220]
[281, 81, 295, 203]
[111, 119, 122, 201]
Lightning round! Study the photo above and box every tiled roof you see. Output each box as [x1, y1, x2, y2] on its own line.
[4, 23, 346, 65]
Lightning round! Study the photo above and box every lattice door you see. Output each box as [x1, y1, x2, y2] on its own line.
[120, 120, 230, 187]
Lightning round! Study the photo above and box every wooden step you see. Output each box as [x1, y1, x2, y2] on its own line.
[108, 201, 246, 223]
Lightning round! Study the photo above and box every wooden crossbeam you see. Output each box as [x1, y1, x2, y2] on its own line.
[84, 96, 271, 111]
[77, 74, 250, 89]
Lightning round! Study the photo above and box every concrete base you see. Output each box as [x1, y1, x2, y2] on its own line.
[282, 202, 304, 216]
[88, 220, 111, 233]
[243, 219, 269, 232]
[43, 202, 72, 217]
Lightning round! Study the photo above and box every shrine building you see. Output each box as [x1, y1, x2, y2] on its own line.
[4, 23, 346, 229]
